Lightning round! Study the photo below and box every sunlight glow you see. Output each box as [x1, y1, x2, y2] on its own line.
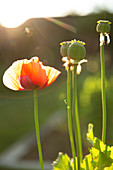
[0, 0, 112, 28]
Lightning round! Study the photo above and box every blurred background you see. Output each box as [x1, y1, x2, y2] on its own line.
[0, 0, 113, 169]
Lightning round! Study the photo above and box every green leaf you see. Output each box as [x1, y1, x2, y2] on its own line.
[97, 151, 113, 170]
[86, 123, 113, 169]
[105, 163, 113, 169]
[93, 137, 106, 152]
[89, 146, 113, 169]
[80, 154, 94, 170]
[52, 152, 73, 170]
[87, 123, 94, 144]
[110, 146, 113, 159]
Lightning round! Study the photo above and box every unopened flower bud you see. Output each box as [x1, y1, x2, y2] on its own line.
[68, 40, 86, 62]
[96, 20, 111, 33]
[60, 41, 71, 57]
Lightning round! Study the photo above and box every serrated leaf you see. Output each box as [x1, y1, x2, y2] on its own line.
[93, 138, 106, 152]
[87, 123, 94, 144]
[52, 152, 72, 170]
[110, 146, 113, 159]
[90, 137, 113, 169]
[80, 154, 94, 170]
[86, 123, 113, 169]
[90, 147, 99, 159]
[105, 163, 113, 169]
[97, 151, 113, 170]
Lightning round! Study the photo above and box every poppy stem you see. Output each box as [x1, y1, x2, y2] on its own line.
[72, 66, 83, 168]
[100, 44, 107, 143]
[67, 67, 77, 170]
[34, 89, 44, 170]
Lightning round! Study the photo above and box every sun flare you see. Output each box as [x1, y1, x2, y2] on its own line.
[0, 0, 93, 28]
[0, 0, 61, 28]
[0, 0, 31, 28]
[0, 0, 111, 28]
[0, 0, 68, 28]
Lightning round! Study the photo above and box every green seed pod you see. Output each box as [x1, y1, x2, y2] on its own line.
[60, 41, 71, 57]
[96, 20, 111, 33]
[68, 40, 86, 62]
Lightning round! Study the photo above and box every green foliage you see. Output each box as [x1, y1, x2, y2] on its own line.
[52, 152, 73, 170]
[53, 124, 113, 170]
[87, 123, 94, 144]
[82, 123, 113, 170]
[80, 154, 94, 170]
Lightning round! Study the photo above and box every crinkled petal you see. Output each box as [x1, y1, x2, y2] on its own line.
[3, 57, 61, 91]
[44, 66, 61, 87]
[3, 60, 23, 90]
[20, 59, 48, 90]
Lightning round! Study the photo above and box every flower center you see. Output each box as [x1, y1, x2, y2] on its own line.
[19, 75, 39, 90]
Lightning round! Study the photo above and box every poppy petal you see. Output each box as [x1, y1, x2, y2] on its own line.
[19, 75, 39, 90]
[44, 66, 61, 87]
[3, 57, 61, 91]
[3, 60, 23, 90]
[20, 59, 48, 89]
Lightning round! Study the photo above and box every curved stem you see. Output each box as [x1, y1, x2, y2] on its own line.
[72, 66, 83, 167]
[34, 89, 44, 170]
[67, 68, 76, 170]
[100, 44, 107, 143]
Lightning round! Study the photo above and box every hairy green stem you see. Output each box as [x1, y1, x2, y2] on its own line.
[100, 44, 107, 143]
[67, 68, 76, 170]
[34, 89, 44, 170]
[72, 66, 83, 167]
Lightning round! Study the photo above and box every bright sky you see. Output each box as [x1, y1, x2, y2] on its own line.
[0, 0, 113, 28]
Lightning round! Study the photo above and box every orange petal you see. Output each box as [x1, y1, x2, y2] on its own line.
[20, 59, 48, 89]
[3, 57, 61, 91]
[44, 66, 61, 87]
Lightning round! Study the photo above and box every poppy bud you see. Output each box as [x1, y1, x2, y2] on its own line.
[60, 41, 71, 57]
[68, 40, 86, 62]
[96, 20, 111, 33]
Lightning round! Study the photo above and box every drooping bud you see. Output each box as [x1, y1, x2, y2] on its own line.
[96, 20, 111, 33]
[68, 40, 86, 62]
[60, 41, 71, 57]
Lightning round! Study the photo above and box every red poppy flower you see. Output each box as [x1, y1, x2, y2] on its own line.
[3, 57, 61, 91]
